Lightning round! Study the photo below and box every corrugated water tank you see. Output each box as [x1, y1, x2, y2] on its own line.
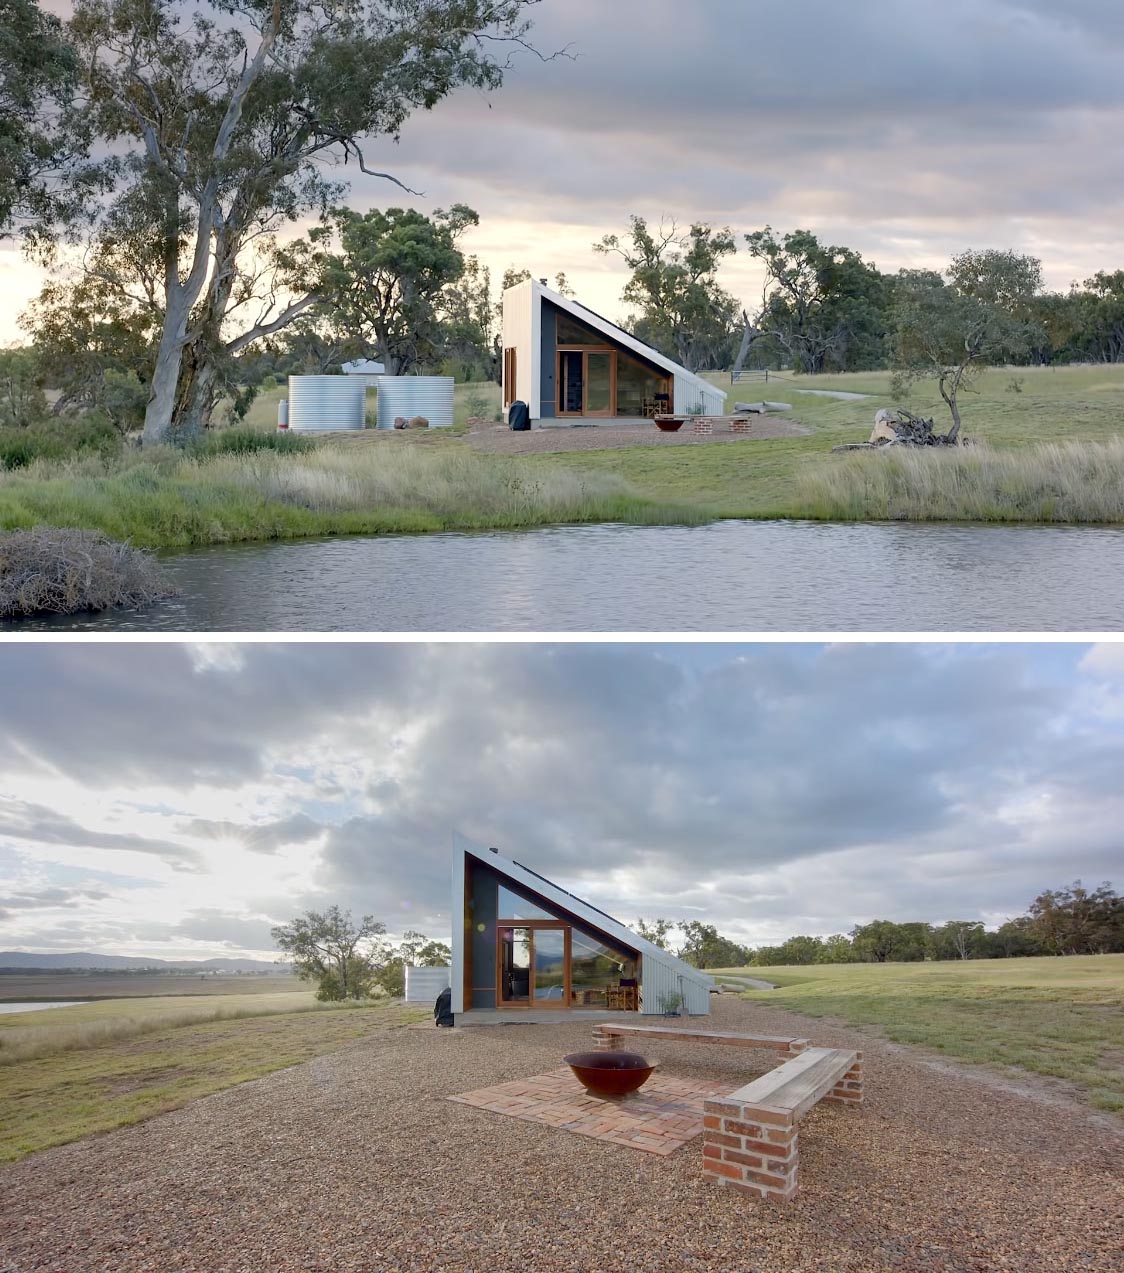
[404, 965, 452, 1003]
[375, 376, 455, 429]
[287, 375, 366, 431]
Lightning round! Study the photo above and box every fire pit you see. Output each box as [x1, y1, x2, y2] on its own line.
[655, 417, 684, 432]
[563, 1050, 657, 1097]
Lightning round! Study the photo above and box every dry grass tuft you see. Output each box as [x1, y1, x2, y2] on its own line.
[0, 526, 175, 617]
[797, 437, 1124, 523]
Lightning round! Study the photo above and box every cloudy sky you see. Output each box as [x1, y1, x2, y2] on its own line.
[4, 0, 1124, 343]
[1, 641, 1121, 959]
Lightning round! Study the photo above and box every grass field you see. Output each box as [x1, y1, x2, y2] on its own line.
[532, 364, 1124, 520]
[0, 993, 425, 1161]
[0, 971, 299, 999]
[4, 366, 1123, 549]
[712, 954, 1124, 1112]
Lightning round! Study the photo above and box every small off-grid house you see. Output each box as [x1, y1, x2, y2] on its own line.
[500, 277, 726, 423]
[450, 834, 713, 1016]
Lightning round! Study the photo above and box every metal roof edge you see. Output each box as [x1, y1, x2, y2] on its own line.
[456, 834, 713, 988]
[532, 280, 720, 395]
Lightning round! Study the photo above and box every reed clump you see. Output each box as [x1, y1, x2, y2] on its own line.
[796, 438, 1124, 523]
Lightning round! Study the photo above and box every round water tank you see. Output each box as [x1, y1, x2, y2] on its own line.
[288, 376, 366, 431]
[375, 376, 455, 430]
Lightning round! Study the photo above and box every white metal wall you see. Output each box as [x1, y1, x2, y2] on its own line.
[288, 376, 366, 430]
[640, 953, 713, 1016]
[375, 377, 455, 429]
[673, 376, 727, 417]
[501, 280, 538, 419]
[405, 965, 452, 1004]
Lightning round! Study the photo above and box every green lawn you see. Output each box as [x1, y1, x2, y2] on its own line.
[711, 954, 1124, 1112]
[0, 996, 426, 1161]
[530, 365, 1124, 518]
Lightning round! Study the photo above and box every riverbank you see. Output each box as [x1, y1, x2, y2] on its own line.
[3, 366, 1124, 553]
[0, 444, 705, 549]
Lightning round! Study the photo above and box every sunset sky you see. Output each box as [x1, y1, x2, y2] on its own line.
[3, 0, 1124, 344]
[2, 641, 1121, 960]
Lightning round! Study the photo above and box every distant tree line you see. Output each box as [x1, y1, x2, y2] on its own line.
[637, 880, 1122, 970]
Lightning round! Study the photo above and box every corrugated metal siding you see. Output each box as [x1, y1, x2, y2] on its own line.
[404, 965, 452, 1004]
[502, 280, 539, 419]
[640, 952, 713, 1016]
[288, 376, 366, 431]
[673, 377, 727, 416]
[375, 377, 455, 429]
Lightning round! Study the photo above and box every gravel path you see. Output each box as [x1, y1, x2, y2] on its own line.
[465, 417, 809, 454]
[2, 997, 1121, 1273]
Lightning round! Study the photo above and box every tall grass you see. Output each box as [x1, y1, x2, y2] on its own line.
[0, 992, 377, 1065]
[796, 438, 1124, 523]
[0, 442, 704, 548]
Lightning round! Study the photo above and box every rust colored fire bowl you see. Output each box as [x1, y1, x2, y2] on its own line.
[564, 1050, 657, 1097]
[655, 418, 684, 432]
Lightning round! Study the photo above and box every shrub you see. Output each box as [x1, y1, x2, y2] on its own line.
[0, 349, 48, 429]
[0, 527, 176, 618]
[192, 427, 315, 457]
[0, 415, 121, 469]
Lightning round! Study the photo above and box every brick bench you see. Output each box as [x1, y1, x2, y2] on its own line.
[591, 1022, 808, 1058]
[703, 1047, 863, 1202]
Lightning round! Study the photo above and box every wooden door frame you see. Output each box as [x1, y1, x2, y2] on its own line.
[495, 921, 571, 1008]
[556, 347, 617, 418]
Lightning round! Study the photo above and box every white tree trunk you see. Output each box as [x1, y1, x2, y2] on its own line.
[142, 296, 193, 445]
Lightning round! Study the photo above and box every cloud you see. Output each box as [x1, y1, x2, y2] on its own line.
[0, 798, 205, 872]
[0, 642, 1118, 954]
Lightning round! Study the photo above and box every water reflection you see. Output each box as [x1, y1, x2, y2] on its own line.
[4, 520, 1122, 632]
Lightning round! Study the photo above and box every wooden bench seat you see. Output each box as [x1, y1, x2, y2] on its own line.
[702, 1046, 863, 1202]
[592, 1022, 808, 1057]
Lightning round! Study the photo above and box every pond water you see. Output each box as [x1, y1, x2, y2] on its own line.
[5, 519, 1123, 632]
[0, 1001, 84, 1014]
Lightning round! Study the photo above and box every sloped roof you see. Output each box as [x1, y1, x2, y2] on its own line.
[530, 279, 721, 399]
[455, 835, 713, 990]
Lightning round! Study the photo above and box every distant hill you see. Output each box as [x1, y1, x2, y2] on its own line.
[0, 951, 288, 973]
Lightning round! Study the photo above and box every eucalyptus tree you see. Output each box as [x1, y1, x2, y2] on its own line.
[891, 259, 1038, 441]
[744, 226, 890, 373]
[0, 0, 87, 239]
[64, 0, 545, 444]
[313, 203, 480, 374]
[594, 216, 740, 371]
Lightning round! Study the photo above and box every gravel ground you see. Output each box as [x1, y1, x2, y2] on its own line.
[464, 416, 809, 454]
[1, 997, 1121, 1273]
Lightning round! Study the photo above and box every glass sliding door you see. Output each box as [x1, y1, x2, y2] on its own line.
[585, 352, 613, 416]
[559, 351, 584, 414]
[498, 927, 531, 1004]
[533, 928, 567, 1006]
[556, 349, 617, 416]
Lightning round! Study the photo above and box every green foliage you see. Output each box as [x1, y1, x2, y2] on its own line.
[634, 917, 675, 950]
[891, 253, 1042, 438]
[0, 0, 84, 236]
[0, 349, 47, 428]
[594, 216, 740, 371]
[0, 413, 120, 468]
[271, 907, 391, 1002]
[311, 204, 479, 375]
[745, 226, 891, 373]
[676, 921, 751, 970]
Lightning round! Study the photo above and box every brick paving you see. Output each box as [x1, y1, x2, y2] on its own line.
[447, 1066, 737, 1156]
